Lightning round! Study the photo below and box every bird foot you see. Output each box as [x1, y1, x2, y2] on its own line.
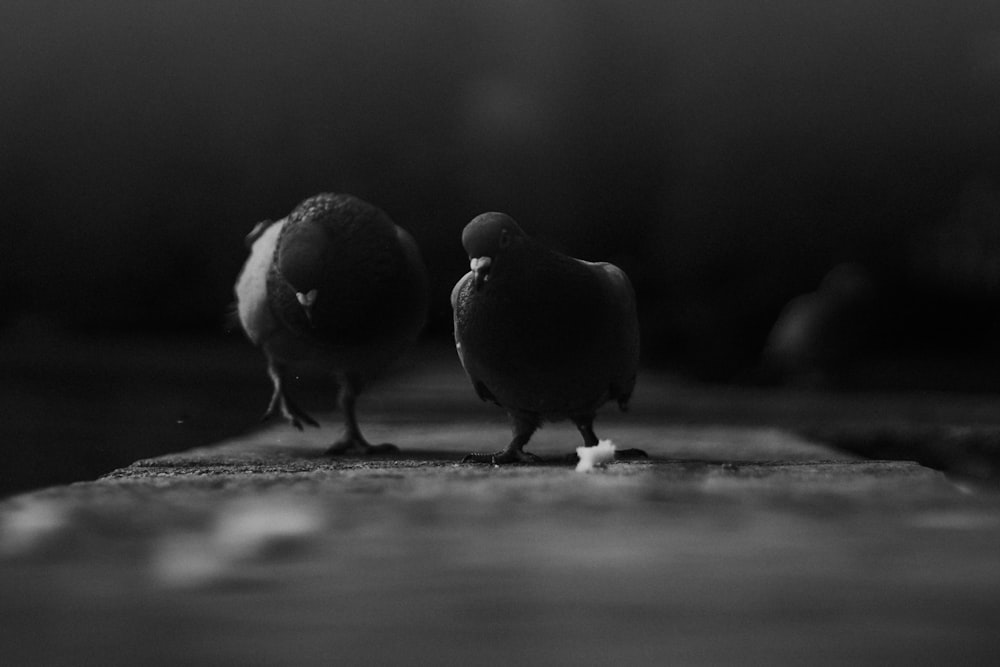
[261, 396, 320, 431]
[462, 449, 542, 465]
[325, 437, 399, 457]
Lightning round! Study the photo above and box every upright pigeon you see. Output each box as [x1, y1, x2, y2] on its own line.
[452, 212, 642, 464]
[235, 193, 428, 454]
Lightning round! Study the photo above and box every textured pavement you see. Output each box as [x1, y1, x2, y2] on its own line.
[2, 344, 1000, 665]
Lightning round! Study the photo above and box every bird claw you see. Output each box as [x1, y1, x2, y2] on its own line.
[325, 437, 399, 456]
[294, 412, 321, 429]
[261, 396, 320, 430]
[261, 409, 320, 431]
[462, 449, 541, 465]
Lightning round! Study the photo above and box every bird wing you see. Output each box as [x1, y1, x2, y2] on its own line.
[234, 217, 287, 346]
[451, 271, 498, 404]
[395, 225, 430, 331]
[450, 270, 473, 313]
[594, 262, 637, 316]
[450, 271, 473, 371]
[396, 226, 423, 270]
[591, 261, 640, 405]
[472, 379, 498, 404]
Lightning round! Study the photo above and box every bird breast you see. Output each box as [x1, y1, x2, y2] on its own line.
[455, 256, 624, 414]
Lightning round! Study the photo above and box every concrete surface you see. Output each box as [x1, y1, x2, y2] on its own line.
[3, 342, 1000, 665]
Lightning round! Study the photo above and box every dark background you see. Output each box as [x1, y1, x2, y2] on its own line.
[3, 1, 1000, 493]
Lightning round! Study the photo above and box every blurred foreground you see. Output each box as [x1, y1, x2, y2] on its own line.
[2, 398, 1000, 665]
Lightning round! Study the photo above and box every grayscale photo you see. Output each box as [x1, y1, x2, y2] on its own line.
[2, 1, 1000, 664]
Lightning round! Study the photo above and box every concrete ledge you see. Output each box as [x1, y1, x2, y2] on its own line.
[3, 411, 999, 665]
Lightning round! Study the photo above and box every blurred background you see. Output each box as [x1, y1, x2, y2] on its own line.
[3, 0, 1000, 494]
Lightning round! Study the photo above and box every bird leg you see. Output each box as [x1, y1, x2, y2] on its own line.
[573, 416, 648, 461]
[261, 357, 319, 430]
[576, 417, 600, 448]
[463, 413, 541, 464]
[325, 373, 398, 456]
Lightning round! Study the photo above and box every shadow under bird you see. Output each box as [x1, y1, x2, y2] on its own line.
[235, 193, 428, 454]
[452, 212, 645, 464]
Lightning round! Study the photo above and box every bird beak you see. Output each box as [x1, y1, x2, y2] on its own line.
[471, 257, 492, 290]
[296, 289, 318, 324]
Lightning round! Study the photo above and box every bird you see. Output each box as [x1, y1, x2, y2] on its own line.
[451, 212, 643, 464]
[761, 263, 876, 387]
[234, 193, 428, 454]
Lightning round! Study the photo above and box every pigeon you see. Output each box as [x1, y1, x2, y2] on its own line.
[451, 212, 643, 464]
[234, 193, 428, 454]
[762, 263, 876, 387]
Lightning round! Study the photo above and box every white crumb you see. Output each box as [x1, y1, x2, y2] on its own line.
[576, 439, 617, 472]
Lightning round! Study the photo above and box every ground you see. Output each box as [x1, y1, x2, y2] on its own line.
[2, 337, 1000, 665]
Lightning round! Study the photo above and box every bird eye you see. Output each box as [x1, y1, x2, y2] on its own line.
[499, 228, 510, 249]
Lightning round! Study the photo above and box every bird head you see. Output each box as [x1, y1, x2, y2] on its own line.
[462, 212, 524, 290]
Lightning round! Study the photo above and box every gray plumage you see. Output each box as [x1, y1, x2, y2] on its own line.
[235, 193, 428, 453]
[452, 212, 642, 464]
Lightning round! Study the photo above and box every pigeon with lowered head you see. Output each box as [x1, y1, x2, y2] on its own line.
[235, 193, 428, 454]
[452, 212, 643, 464]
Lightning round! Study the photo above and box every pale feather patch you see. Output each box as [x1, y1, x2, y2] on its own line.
[470, 256, 492, 272]
[234, 218, 286, 344]
[575, 439, 616, 472]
